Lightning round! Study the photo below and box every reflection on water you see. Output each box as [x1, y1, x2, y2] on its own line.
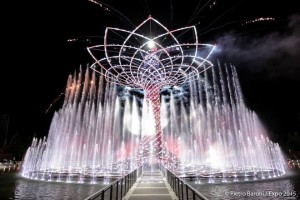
[14, 178, 105, 200]
[1, 169, 300, 200]
[0, 170, 111, 200]
[187, 170, 300, 200]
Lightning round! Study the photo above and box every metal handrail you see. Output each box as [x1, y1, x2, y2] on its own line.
[84, 166, 142, 200]
[162, 166, 208, 200]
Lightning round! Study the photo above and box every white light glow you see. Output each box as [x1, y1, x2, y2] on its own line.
[147, 40, 155, 49]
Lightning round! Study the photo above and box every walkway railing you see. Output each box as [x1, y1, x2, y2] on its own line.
[84, 167, 142, 200]
[162, 166, 208, 200]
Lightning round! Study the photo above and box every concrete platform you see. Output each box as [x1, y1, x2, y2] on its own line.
[123, 171, 178, 200]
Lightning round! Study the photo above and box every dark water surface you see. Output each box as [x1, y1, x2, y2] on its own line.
[187, 170, 300, 200]
[1, 169, 300, 200]
[0, 170, 109, 200]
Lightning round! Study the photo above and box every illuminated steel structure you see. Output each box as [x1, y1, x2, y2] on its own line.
[88, 16, 215, 157]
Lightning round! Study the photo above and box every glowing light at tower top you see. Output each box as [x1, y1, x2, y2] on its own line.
[87, 15, 216, 89]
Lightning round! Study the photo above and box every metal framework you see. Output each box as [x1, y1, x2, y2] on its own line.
[88, 16, 215, 158]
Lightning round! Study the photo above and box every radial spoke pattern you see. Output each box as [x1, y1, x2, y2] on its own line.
[88, 16, 215, 157]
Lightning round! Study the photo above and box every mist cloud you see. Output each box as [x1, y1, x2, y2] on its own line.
[215, 14, 300, 80]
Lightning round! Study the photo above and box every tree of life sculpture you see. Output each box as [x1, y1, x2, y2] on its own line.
[87, 16, 215, 158]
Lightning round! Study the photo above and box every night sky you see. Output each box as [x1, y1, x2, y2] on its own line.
[1, 0, 299, 147]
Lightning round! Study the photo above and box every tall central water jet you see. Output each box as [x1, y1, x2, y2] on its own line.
[88, 16, 215, 157]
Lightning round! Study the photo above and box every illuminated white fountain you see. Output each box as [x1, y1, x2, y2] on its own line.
[22, 68, 140, 183]
[21, 64, 286, 184]
[22, 16, 286, 184]
[160, 63, 286, 183]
